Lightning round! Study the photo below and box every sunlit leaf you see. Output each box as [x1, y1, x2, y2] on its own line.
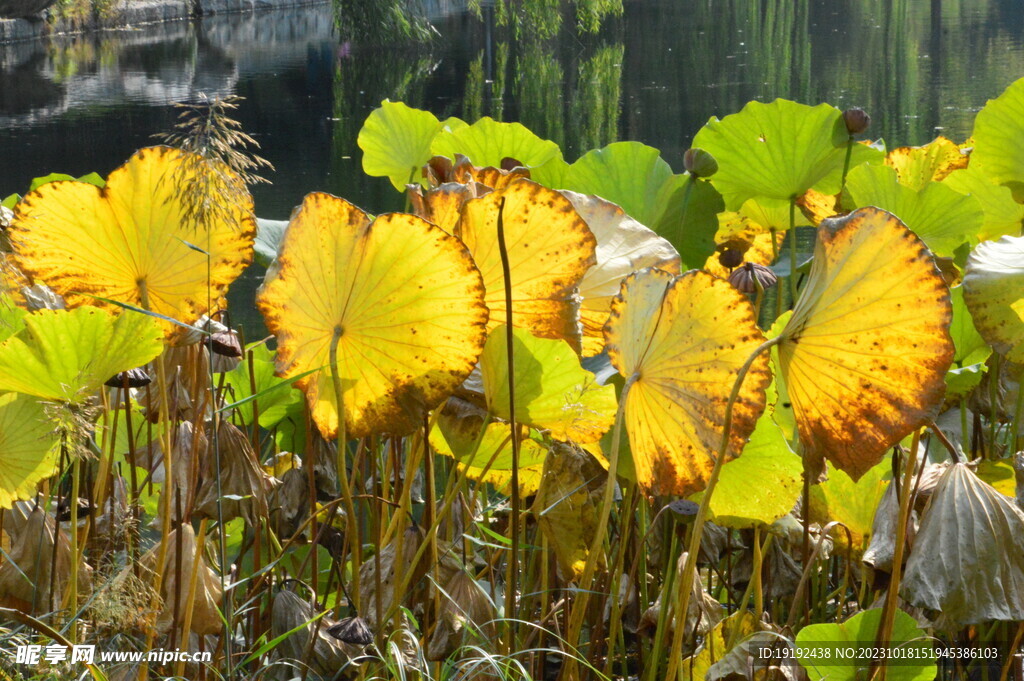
[358, 100, 443, 191]
[0, 393, 61, 509]
[962, 235, 1024, 363]
[901, 464, 1024, 627]
[942, 167, 1024, 242]
[949, 285, 991, 367]
[885, 136, 969, 191]
[454, 180, 597, 350]
[560, 190, 681, 356]
[693, 407, 801, 529]
[431, 117, 562, 169]
[795, 609, 935, 681]
[0, 307, 163, 403]
[605, 268, 770, 497]
[0, 295, 27, 343]
[843, 163, 984, 257]
[778, 207, 954, 479]
[971, 76, 1024, 201]
[28, 171, 105, 192]
[429, 397, 547, 494]
[408, 182, 480, 236]
[256, 193, 488, 439]
[809, 460, 890, 551]
[9, 146, 255, 336]
[976, 459, 1016, 498]
[480, 325, 616, 444]
[692, 99, 883, 208]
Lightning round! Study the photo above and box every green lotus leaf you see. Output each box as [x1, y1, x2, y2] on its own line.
[692, 99, 883, 208]
[971, 76, 1024, 201]
[28, 171, 105, 192]
[843, 163, 984, 256]
[357, 100, 444, 191]
[942, 167, 1024, 241]
[481, 325, 616, 444]
[945, 364, 986, 398]
[795, 608, 936, 681]
[254, 218, 288, 267]
[0, 307, 164, 403]
[692, 408, 801, 529]
[949, 285, 991, 367]
[0, 295, 27, 343]
[963, 235, 1024, 363]
[430, 116, 562, 169]
[223, 343, 303, 429]
[809, 460, 890, 550]
[1, 194, 18, 209]
[0, 392, 61, 509]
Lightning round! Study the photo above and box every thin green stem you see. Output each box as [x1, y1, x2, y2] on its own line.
[840, 135, 855, 191]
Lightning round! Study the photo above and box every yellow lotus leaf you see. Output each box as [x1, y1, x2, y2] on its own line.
[408, 182, 484, 236]
[454, 179, 597, 350]
[703, 200, 791, 278]
[257, 193, 488, 439]
[0, 392, 61, 509]
[605, 268, 770, 497]
[446, 155, 530, 190]
[777, 207, 954, 480]
[559, 190, 681, 356]
[797, 188, 841, 226]
[885, 136, 969, 191]
[8, 147, 254, 336]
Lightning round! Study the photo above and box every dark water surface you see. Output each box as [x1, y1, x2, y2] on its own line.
[1, 0, 1022, 330]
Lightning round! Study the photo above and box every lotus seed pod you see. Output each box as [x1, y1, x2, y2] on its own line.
[728, 262, 778, 293]
[842, 107, 871, 135]
[683, 148, 718, 178]
[718, 247, 744, 270]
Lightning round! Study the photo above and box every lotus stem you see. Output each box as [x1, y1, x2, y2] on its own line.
[643, 523, 680, 681]
[788, 198, 798, 307]
[871, 430, 920, 681]
[840, 134, 855, 191]
[176, 517, 209, 678]
[68, 455, 81, 643]
[329, 327, 361, 614]
[665, 335, 781, 681]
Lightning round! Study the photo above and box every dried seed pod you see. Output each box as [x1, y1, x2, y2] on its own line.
[842, 107, 871, 135]
[104, 367, 153, 389]
[728, 262, 778, 293]
[683, 147, 719, 178]
[208, 330, 242, 358]
[326, 616, 373, 646]
[717, 247, 744, 270]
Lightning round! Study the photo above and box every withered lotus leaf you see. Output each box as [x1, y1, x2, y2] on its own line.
[559, 190, 681, 357]
[8, 147, 254, 336]
[454, 179, 597, 351]
[257, 193, 488, 439]
[604, 268, 770, 497]
[885, 136, 970, 191]
[0, 393, 61, 508]
[407, 182, 483, 236]
[901, 464, 1024, 628]
[777, 207, 954, 480]
[963, 235, 1024, 364]
[142, 524, 222, 635]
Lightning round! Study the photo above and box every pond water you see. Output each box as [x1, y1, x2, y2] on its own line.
[1, 0, 1022, 333]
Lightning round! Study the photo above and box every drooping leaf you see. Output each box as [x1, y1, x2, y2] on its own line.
[680, 611, 761, 681]
[256, 193, 488, 439]
[254, 218, 289, 267]
[358, 101, 443, 191]
[692, 99, 883, 208]
[560, 190, 681, 356]
[971, 76, 1024, 201]
[693, 407, 801, 529]
[962, 235, 1024, 364]
[454, 179, 597, 350]
[942, 167, 1024, 241]
[533, 443, 606, 580]
[843, 163, 984, 256]
[479, 325, 616, 443]
[0, 307, 163, 403]
[431, 117, 562, 170]
[885, 136, 969, 191]
[795, 608, 935, 681]
[0, 393, 61, 509]
[901, 464, 1024, 627]
[9, 146, 255, 336]
[605, 268, 770, 497]
[777, 207, 954, 479]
